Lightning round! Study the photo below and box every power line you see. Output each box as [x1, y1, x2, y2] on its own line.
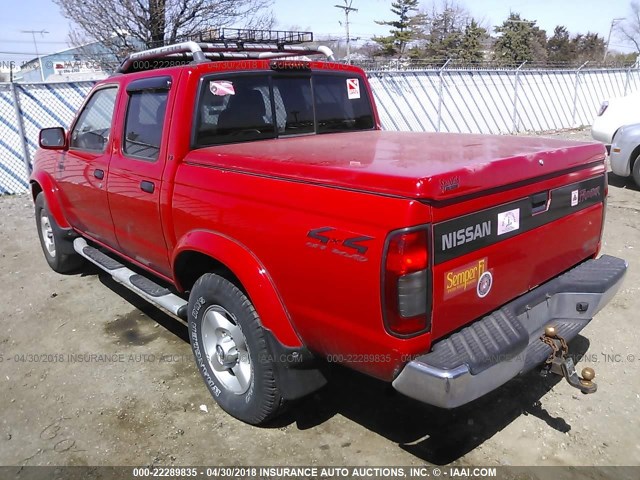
[0, 39, 70, 45]
[0, 50, 119, 56]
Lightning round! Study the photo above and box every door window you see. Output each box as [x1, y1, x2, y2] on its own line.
[70, 87, 118, 152]
[123, 90, 169, 161]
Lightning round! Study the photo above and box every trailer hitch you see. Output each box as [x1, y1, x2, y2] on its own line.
[539, 326, 597, 394]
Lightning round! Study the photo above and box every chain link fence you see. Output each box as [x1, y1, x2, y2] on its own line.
[1, 65, 639, 196]
[368, 65, 640, 134]
[0, 84, 31, 194]
[0, 81, 94, 195]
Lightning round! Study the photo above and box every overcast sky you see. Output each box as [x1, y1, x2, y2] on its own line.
[0, 0, 634, 66]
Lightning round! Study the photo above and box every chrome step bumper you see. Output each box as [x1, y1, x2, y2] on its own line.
[73, 238, 188, 320]
[392, 255, 628, 409]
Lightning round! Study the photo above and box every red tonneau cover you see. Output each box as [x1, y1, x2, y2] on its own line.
[184, 130, 605, 200]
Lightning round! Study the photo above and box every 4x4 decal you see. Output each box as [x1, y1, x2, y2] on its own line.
[306, 227, 373, 261]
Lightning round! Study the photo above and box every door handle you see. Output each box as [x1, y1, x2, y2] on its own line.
[94, 169, 104, 179]
[140, 180, 155, 193]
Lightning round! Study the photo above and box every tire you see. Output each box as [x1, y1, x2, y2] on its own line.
[188, 273, 285, 425]
[632, 154, 640, 188]
[35, 193, 83, 273]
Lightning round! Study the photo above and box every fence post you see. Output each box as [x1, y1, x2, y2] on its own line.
[512, 61, 526, 133]
[9, 82, 32, 178]
[572, 61, 588, 128]
[624, 66, 632, 95]
[437, 58, 451, 132]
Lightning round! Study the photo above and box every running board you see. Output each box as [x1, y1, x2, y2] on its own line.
[73, 238, 188, 321]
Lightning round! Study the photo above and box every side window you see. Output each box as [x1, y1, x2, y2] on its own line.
[70, 87, 118, 152]
[194, 76, 275, 147]
[123, 90, 168, 160]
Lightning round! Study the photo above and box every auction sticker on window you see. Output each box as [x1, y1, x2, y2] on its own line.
[444, 257, 488, 299]
[209, 80, 235, 96]
[347, 78, 360, 99]
[497, 208, 520, 235]
[571, 190, 579, 207]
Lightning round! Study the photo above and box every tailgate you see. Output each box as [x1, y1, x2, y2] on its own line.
[429, 170, 606, 340]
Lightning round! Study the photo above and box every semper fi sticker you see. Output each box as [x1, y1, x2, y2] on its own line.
[444, 257, 493, 299]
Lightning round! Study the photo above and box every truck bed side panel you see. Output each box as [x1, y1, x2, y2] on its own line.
[172, 164, 433, 380]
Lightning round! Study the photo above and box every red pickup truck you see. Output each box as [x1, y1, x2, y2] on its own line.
[31, 31, 627, 425]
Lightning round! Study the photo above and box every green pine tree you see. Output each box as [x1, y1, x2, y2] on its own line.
[547, 25, 573, 64]
[373, 0, 423, 56]
[494, 13, 539, 64]
[571, 32, 606, 62]
[459, 20, 488, 63]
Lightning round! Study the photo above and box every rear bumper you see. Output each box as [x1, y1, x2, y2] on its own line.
[392, 255, 627, 409]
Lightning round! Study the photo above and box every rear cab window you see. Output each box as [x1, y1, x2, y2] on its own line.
[195, 76, 275, 146]
[193, 69, 374, 148]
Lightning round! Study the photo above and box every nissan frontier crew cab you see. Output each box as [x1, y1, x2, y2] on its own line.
[31, 30, 627, 425]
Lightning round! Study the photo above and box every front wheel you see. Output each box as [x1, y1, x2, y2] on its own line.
[632, 154, 640, 188]
[34, 193, 83, 273]
[188, 273, 285, 425]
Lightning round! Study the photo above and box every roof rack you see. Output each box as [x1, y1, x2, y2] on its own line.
[116, 29, 335, 74]
[184, 28, 314, 45]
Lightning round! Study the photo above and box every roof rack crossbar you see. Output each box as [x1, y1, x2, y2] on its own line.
[197, 42, 330, 55]
[116, 40, 335, 73]
[117, 41, 206, 73]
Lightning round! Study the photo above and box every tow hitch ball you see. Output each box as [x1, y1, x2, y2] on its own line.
[539, 326, 597, 394]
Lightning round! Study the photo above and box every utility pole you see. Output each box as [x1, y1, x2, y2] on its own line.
[604, 18, 625, 61]
[21, 29, 49, 81]
[334, 0, 357, 64]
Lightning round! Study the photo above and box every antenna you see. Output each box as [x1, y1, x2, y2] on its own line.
[334, 0, 357, 64]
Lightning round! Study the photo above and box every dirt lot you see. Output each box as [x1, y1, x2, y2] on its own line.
[0, 128, 639, 469]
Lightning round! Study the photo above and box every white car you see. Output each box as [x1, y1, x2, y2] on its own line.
[591, 91, 640, 145]
[610, 123, 640, 187]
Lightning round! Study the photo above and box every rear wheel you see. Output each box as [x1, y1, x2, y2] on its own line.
[35, 193, 83, 273]
[188, 273, 286, 425]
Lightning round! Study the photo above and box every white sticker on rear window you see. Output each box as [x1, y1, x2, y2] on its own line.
[347, 78, 360, 99]
[497, 208, 520, 235]
[209, 80, 235, 96]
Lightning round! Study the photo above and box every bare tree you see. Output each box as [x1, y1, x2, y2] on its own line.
[616, 1, 640, 52]
[54, 0, 275, 63]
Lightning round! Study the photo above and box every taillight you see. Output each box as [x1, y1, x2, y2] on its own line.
[597, 101, 608, 116]
[383, 228, 430, 336]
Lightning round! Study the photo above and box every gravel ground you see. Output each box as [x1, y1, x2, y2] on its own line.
[0, 128, 638, 469]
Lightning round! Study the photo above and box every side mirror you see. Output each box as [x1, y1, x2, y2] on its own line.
[39, 127, 67, 150]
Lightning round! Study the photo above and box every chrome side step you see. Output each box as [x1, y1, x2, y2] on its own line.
[73, 238, 188, 321]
